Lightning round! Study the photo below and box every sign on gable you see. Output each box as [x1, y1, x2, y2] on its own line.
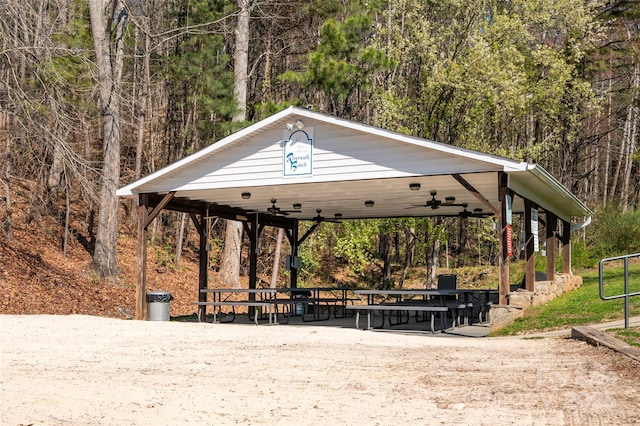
[283, 127, 313, 177]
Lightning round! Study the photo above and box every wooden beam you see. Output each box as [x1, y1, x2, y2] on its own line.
[197, 207, 209, 322]
[143, 191, 176, 229]
[135, 194, 149, 320]
[298, 222, 320, 246]
[524, 199, 535, 292]
[248, 213, 259, 290]
[452, 174, 499, 215]
[498, 172, 510, 305]
[546, 212, 557, 282]
[189, 212, 204, 237]
[246, 213, 259, 316]
[290, 220, 300, 288]
[561, 219, 571, 274]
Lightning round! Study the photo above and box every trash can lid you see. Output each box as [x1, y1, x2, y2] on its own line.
[146, 291, 173, 303]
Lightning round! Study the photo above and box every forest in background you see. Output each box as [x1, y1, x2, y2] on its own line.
[1, 0, 640, 297]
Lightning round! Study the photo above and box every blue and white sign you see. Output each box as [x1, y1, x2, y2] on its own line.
[506, 194, 512, 225]
[531, 207, 539, 252]
[283, 128, 313, 177]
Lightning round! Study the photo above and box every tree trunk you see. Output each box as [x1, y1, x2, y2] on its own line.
[425, 218, 442, 288]
[270, 228, 284, 288]
[2, 110, 11, 240]
[398, 226, 415, 288]
[135, 19, 150, 183]
[380, 233, 392, 288]
[89, 0, 127, 277]
[219, 0, 251, 287]
[219, 220, 243, 286]
[48, 142, 64, 189]
[175, 213, 187, 269]
[621, 103, 636, 212]
[233, 0, 250, 123]
[426, 239, 440, 289]
[603, 68, 613, 206]
[63, 180, 70, 258]
[131, 20, 150, 221]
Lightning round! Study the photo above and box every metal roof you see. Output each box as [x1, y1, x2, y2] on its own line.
[117, 106, 592, 224]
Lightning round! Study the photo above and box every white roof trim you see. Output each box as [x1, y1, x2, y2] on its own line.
[116, 107, 591, 222]
[117, 107, 296, 196]
[117, 106, 528, 197]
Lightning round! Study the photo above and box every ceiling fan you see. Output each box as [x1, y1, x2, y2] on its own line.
[267, 199, 300, 216]
[312, 208, 342, 223]
[457, 203, 493, 219]
[411, 190, 464, 210]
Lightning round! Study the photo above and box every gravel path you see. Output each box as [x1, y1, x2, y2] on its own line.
[1, 315, 639, 425]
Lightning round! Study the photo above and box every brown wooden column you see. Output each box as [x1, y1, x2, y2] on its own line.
[498, 172, 510, 305]
[561, 219, 571, 274]
[247, 213, 259, 290]
[546, 212, 557, 282]
[135, 194, 149, 320]
[290, 219, 299, 288]
[135, 192, 176, 320]
[524, 199, 535, 292]
[241, 214, 262, 318]
[189, 208, 209, 322]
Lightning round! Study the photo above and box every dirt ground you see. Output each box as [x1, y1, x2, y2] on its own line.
[2, 314, 640, 426]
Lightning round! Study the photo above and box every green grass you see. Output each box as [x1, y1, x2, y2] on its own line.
[608, 328, 640, 347]
[491, 265, 640, 342]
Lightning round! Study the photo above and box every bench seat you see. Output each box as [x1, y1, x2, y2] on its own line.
[191, 301, 276, 325]
[272, 297, 354, 321]
[345, 304, 448, 333]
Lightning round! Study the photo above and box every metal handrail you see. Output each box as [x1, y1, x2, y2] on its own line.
[599, 253, 640, 329]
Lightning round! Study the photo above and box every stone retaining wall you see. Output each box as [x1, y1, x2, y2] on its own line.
[489, 273, 583, 332]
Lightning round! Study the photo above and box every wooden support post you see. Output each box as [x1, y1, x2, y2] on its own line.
[498, 172, 510, 305]
[248, 213, 259, 290]
[136, 194, 149, 320]
[524, 199, 535, 292]
[290, 220, 299, 289]
[196, 210, 209, 322]
[546, 212, 557, 282]
[561, 220, 571, 274]
[243, 214, 259, 318]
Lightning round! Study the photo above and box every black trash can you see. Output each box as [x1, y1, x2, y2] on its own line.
[146, 291, 173, 321]
[291, 289, 311, 316]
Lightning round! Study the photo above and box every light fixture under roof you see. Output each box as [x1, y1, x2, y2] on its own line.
[293, 203, 302, 210]
[241, 192, 251, 199]
[365, 200, 374, 207]
[286, 120, 305, 131]
[445, 196, 456, 204]
[409, 183, 421, 191]
[334, 213, 343, 219]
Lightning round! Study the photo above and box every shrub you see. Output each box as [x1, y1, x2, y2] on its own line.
[588, 207, 640, 260]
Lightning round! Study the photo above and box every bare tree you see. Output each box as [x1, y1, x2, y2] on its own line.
[219, 0, 251, 287]
[89, 0, 128, 277]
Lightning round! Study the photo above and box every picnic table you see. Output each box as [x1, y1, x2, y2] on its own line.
[193, 288, 279, 324]
[193, 286, 357, 324]
[347, 288, 496, 333]
[275, 286, 358, 322]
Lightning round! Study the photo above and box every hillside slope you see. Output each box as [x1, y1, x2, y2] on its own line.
[0, 181, 203, 318]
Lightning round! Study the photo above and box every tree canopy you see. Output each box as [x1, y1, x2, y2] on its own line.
[1, 0, 639, 285]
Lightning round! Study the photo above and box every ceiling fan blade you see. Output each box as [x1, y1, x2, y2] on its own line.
[267, 199, 293, 216]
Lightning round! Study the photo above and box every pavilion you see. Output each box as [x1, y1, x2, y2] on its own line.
[117, 106, 592, 320]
